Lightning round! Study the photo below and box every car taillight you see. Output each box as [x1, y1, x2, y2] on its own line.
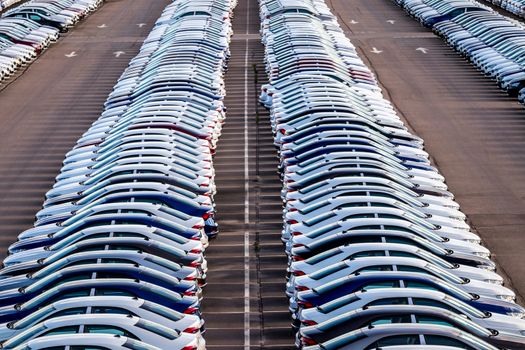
[184, 276, 197, 281]
[301, 336, 317, 346]
[190, 236, 201, 241]
[292, 270, 305, 276]
[292, 231, 302, 236]
[288, 208, 298, 212]
[183, 291, 196, 296]
[184, 307, 199, 314]
[279, 128, 286, 135]
[292, 255, 305, 261]
[295, 286, 309, 291]
[297, 300, 314, 308]
[302, 320, 318, 326]
[287, 220, 299, 224]
[203, 212, 212, 220]
[190, 248, 202, 254]
[181, 346, 197, 350]
[189, 261, 201, 267]
[293, 243, 305, 248]
[183, 327, 200, 334]
[192, 224, 204, 229]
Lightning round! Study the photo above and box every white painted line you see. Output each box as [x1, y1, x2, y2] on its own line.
[65, 51, 77, 58]
[243, 0, 251, 349]
[113, 51, 126, 58]
[370, 47, 383, 54]
[416, 47, 429, 54]
[137, 23, 146, 28]
[97, 24, 107, 28]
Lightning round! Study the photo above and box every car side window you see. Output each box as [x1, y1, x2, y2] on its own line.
[366, 297, 409, 307]
[369, 315, 412, 326]
[365, 334, 420, 349]
[43, 307, 87, 322]
[416, 315, 454, 327]
[424, 335, 475, 349]
[404, 280, 439, 291]
[350, 251, 386, 258]
[362, 280, 400, 290]
[29, 14, 41, 21]
[92, 306, 137, 316]
[42, 326, 80, 336]
[412, 298, 456, 312]
[397, 265, 428, 273]
[355, 265, 393, 273]
[84, 325, 138, 339]
[94, 288, 134, 297]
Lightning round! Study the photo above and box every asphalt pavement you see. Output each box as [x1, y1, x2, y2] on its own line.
[327, 0, 525, 303]
[0, 0, 171, 258]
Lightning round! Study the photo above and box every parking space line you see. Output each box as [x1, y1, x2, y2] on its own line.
[243, 0, 251, 349]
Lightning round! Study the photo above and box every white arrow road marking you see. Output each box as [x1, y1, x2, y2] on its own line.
[113, 51, 125, 58]
[65, 51, 77, 58]
[370, 47, 383, 54]
[349, 20, 359, 24]
[386, 20, 396, 24]
[137, 23, 146, 27]
[97, 24, 107, 28]
[416, 47, 428, 54]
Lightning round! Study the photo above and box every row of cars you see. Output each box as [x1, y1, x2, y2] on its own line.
[0, 0, 102, 83]
[0, 0, 19, 10]
[488, 0, 525, 18]
[394, 0, 525, 104]
[0, 0, 234, 348]
[259, 0, 525, 349]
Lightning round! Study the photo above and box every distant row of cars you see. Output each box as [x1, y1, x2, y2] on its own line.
[0, 0, 103, 83]
[394, 0, 525, 105]
[0, 0, 234, 348]
[260, 0, 525, 349]
[0, 0, 19, 10]
[488, 0, 525, 18]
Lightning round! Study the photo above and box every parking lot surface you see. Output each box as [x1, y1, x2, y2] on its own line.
[328, 0, 525, 303]
[0, 0, 171, 258]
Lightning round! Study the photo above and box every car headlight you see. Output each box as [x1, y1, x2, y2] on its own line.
[511, 313, 525, 319]
[473, 251, 490, 258]
[477, 265, 496, 272]
[497, 295, 515, 302]
[484, 279, 503, 285]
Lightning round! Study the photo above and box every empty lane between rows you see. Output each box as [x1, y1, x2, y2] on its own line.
[0, 0, 171, 259]
[201, 0, 293, 348]
[328, 0, 525, 303]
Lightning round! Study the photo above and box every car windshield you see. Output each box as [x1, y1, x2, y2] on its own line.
[443, 296, 486, 318]
[85, 325, 137, 339]
[136, 319, 179, 339]
[141, 301, 183, 322]
[123, 338, 163, 350]
[304, 248, 341, 264]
